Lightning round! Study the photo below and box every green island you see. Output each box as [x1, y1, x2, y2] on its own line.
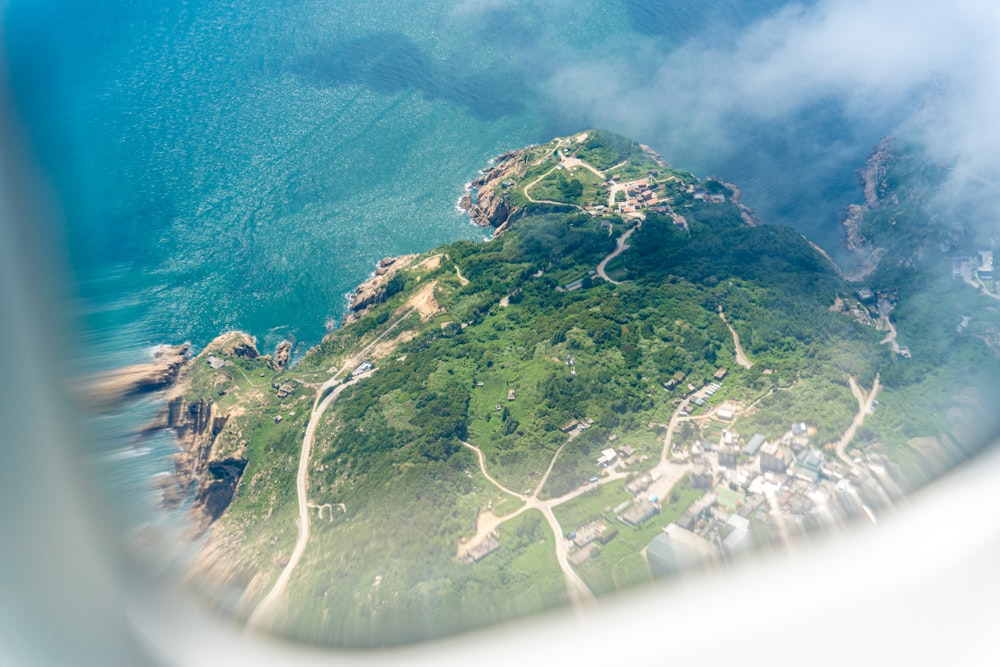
[149, 130, 1000, 647]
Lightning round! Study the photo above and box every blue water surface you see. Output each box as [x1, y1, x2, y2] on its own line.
[3, 0, 889, 527]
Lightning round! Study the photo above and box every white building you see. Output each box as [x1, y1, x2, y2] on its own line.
[597, 448, 618, 468]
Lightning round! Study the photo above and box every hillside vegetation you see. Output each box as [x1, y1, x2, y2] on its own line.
[174, 131, 1000, 647]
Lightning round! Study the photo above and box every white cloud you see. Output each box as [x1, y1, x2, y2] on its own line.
[538, 0, 1000, 219]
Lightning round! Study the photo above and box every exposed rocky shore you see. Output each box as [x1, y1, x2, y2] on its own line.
[840, 139, 895, 280]
[84, 344, 190, 409]
[458, 149, 527, 233]
[341, 254, 418, 325]
[145, 332, 260, 533]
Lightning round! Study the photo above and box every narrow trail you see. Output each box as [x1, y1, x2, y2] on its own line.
[533, 438, 572, 497]
[229, 363, 267, 387]
[522, 164, 584, 210]
[878, 314, 900, 353]
[718, 307, 753, 369]
[460, 441, 524, 500]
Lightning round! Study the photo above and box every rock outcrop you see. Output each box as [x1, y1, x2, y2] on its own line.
[342, 254, 418, 325]
[148, 332, 260, 529]
[838, 139, 898, 281]
[459, 150, 526, 231]
[197, 458, 249, 521]
[271, 340, 292, 370]
[84, 343, 190, 409]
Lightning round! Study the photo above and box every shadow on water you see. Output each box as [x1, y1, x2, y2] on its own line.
[622, 0, 799, 40]
[292, 32, 526, 120]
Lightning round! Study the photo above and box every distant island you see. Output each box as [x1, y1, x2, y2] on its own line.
[121, 130, 1000, 647]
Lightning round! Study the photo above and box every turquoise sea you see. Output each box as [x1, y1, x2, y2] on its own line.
[2, 0, 893, 527]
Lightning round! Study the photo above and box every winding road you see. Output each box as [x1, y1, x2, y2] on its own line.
[246, 307, 417, 630]
[245, 371, 367, 629]
[596, 226, 638, 285]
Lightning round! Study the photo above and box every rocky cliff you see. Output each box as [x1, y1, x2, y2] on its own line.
[150, 333, 257, 532]
[839, 139, 968, 282]
[840, 139, 896, 280]
[459, 149, 526, 232]
[270, 340, 292, 370]
[342, 254, 418, 325]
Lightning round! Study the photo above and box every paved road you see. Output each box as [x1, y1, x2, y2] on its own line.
[596, 226, 638, 285]
[247, 308, 417, 630]
[245, 371, 367, 629]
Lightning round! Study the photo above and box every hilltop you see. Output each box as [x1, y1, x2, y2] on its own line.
[145, 131, 1000, 647]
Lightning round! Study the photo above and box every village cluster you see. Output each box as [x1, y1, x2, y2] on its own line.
[463, 359, 904, 583]
[584, 173, 725, 224]
[560, 412, 905, 576]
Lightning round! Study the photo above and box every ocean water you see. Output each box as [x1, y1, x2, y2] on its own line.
[2, 0, 886, 526]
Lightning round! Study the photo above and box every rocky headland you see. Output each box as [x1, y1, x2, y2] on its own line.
[342, 254, 418, 325]
[458, 149, 526, 233]
[83, 343, 191, 409]
[147, 332, 261, 532]
[840, 139, 895, 280]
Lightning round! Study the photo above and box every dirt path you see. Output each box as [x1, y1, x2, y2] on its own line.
[879, 314, 901, 353]
[835, 373, 881, 467]
[523, 150, 608, 212]
[456, 506, 529, 560]
[718, 307, 753, 369]
[325, 307, 416, 378]
[533, 437, 574, 497]
[459, 434, 599, 607]
[460, 441, 524, 500]
[559, 156, 605, 180]
[453, 264, 470, 286]
[537, 503, 595, 609]
[523, 164, 577, 207]
[596, 226, 638, 285]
